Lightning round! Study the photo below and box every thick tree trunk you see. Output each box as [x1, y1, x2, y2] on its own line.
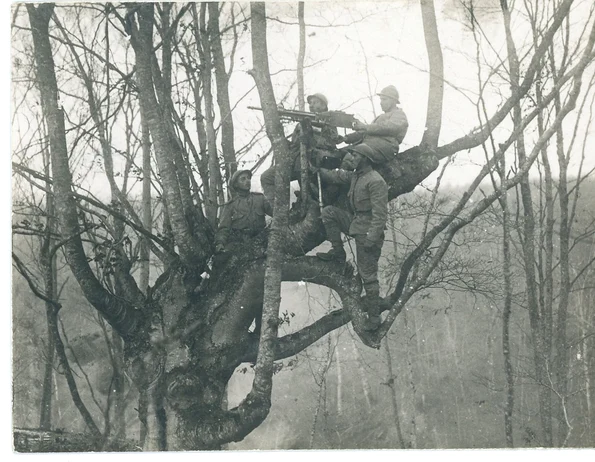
[249, 1, 291, 403]
[22, 1, 595, 453]
[420, 0, 443, 149]
[208, 2, 237, 180]
[194, 3, 224, 226]
[27, 3, 142, 337]
[39, 155, 56, 431]
[128, 3, 209, 269]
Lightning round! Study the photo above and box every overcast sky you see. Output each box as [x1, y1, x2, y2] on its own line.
[9, 1, 595, 198]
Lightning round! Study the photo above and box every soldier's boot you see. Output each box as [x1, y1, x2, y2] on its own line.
[260, 166, 276, 205]
[363, 290, 382, 331]
[316, 245, 346, 262]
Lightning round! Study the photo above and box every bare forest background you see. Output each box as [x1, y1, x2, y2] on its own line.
[10, 0, 595, 452]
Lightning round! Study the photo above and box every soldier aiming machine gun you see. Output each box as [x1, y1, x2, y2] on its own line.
[250, 105, 350, 211]
[248, 106, 355, 129]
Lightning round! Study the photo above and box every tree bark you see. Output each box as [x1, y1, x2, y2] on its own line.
[248, 1, 292, 404]
[420, 0, 443, 149]
[128, 3, 209, 270]
[26, 3, 142, 337]
[195, 3, 223, 227]
[39, 146, 56, 431]
[19, 2, 595, 452]
[208, 2, 237, 180]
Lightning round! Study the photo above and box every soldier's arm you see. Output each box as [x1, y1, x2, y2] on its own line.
[259, 194, 273, 217]
[361, 109, 409, 141]
[366, 177, 388, 245]
[215, 203, 233, 248]
[318, 167, 352, 185]
[325, 125, 342, 144]
[342, 131, 364, 144]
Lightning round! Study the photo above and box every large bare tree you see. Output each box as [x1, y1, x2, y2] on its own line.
[13, 0, 595, 450]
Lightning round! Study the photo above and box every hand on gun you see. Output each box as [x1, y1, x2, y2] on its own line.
[343, 131, 364, 144]
[309, 163, 320, 175]
[352, 119, 367, 131]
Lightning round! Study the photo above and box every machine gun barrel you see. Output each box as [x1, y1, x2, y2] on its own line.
[248, 106, 316, 122]
[248, 106, 355, 129]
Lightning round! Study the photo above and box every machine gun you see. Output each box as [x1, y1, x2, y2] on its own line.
[248, 106, 355, 129]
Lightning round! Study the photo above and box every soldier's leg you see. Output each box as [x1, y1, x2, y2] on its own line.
[363, 138, 397, 164]
[316, 206, 352, 261]
[260, 165, 276, 202]
[355, 235, 384, 329]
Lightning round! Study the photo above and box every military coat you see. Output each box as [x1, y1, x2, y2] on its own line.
[215, 192, 272, 248]
[320, 166, 388, 245]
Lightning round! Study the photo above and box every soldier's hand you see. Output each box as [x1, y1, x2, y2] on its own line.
[343, 132, 362, 144]
[352, 120, 367, 131]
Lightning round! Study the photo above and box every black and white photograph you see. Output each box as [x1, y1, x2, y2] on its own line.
[9, 0, 595, 455]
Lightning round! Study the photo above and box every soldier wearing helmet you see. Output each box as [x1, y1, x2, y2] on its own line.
[315, 143, 388, 330]
[215, 169, 272, 253]
[260, 92, 341, 203]
[343, 85, 408, 163]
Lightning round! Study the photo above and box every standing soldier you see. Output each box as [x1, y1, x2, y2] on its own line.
[260, 93, 341, 203]
[344, 85, 408, 163]
[215, 169, 272, 253]
[315, 144, 388, 330]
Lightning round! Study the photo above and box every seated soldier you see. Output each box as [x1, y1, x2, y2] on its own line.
[343, 85, 408, 164]
[215, 169, 272, 253]
[260, 93, 341, 203]
[315, 144, 388, 330]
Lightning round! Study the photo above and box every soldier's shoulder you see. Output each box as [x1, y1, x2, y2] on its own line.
[369, 169, 388, 183]
[221, 197, 237, 206]
[393, 106, 407, 117]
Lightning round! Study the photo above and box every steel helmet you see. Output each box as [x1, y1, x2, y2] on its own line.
[230, 169, 252, 189]
[306, 93, 329, 108]
[348, 144, 376, 163]
[377, 85, 400, 103]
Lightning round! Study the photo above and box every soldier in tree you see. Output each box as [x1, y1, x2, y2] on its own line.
[215, 169, 272, 253]
[343, 85, 409, 163]
[260, 93, 342, 203]
[315, 143, 388, 330]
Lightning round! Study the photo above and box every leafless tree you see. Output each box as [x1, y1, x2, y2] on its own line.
[12, 0, 595, 450]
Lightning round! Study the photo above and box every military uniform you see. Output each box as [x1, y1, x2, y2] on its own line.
[215, 191, 272, 251]
[260, 93, 341, 203]
[344, 105, 408, 163]
[318, 164, 388, 296]
[260, 122, 340, 201]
